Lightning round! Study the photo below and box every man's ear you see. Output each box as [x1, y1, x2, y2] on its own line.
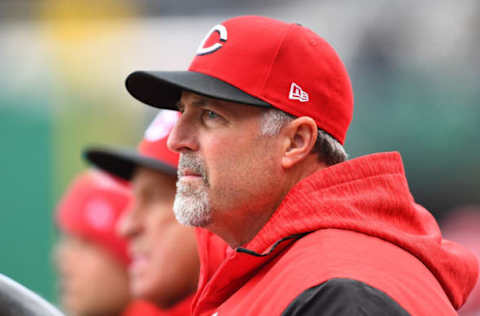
[280, 117, 317, 169]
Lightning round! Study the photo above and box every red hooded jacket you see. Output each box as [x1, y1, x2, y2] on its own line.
[192, 152, 478, 315]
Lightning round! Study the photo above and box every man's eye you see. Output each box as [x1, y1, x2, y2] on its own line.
[204, 110, 219, 119]
[201, 109, 226, 126]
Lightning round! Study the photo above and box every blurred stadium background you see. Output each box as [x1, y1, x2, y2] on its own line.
[1, 0, 479, 309]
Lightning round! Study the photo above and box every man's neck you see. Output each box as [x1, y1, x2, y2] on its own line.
[207, 204, 280, 248]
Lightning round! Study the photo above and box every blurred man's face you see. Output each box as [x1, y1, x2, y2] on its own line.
[118, 167, 199, 308]
[55, 235, 130, 316]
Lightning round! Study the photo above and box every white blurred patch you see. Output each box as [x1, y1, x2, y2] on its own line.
[85, 198, 114, 231]
[144, 110, 178, 142]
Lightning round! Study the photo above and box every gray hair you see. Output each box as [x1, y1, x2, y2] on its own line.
[260, 109, 347, 165]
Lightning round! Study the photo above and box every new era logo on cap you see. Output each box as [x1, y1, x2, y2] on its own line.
[289, 82, 309, 102]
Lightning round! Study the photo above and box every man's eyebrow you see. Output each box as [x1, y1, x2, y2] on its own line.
[176, 98, 212, 110]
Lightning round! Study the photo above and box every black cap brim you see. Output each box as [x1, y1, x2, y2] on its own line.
[84, 146, 176, 181]
[125, 70, 271, 110]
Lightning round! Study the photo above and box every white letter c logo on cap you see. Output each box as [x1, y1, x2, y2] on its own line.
[196, 24, 227, 56]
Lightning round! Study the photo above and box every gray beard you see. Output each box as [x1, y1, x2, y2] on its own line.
[173, 179, 211, 227]
[173, 153, 212, 227]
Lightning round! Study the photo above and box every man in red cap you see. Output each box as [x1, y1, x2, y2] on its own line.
[85, 110, 199, 315]
[123, 15, 479, 315]
[55, 169, 135, 316]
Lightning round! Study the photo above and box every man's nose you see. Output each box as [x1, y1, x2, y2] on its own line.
[167, 113, 199, 153]
[117, 199, 141, 239]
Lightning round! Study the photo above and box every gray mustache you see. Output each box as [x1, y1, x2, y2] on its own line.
[178, 153, 209, 185]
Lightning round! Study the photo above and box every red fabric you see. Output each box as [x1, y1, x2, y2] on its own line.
[138, 110, 180, 168]
[56, 170, 131, 266]
[193, 152, 479, 316]
[442, 208, 480, 315]
[192, 228, 229, 312]
[122, 297, 193, 316]
[189, 16, 353, 144]
[122, 301, 162, 316]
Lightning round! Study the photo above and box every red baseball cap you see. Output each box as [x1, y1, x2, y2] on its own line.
[125, 15, 353, 144]
[84, 110, 179, 180]
[56, 170, 131, 266]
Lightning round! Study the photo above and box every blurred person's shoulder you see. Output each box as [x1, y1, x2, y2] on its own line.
[122, 300, 163, 316]
[122, 297, 194, 316]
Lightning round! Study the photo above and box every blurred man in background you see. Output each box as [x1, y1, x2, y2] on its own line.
[56, 169, 164, 316]
[55, 169, 134, 316]
[85, 110, 199, 315]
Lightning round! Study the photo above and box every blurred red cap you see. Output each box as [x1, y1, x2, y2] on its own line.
[84, 110, 179, 180]
[56, 170, 131, 266]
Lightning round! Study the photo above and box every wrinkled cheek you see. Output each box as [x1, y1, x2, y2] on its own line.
[201, 134, 264, 202]
[201, 138, 231, 187]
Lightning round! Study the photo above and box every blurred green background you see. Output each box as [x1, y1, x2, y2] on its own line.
[0, 0, 479, 307]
